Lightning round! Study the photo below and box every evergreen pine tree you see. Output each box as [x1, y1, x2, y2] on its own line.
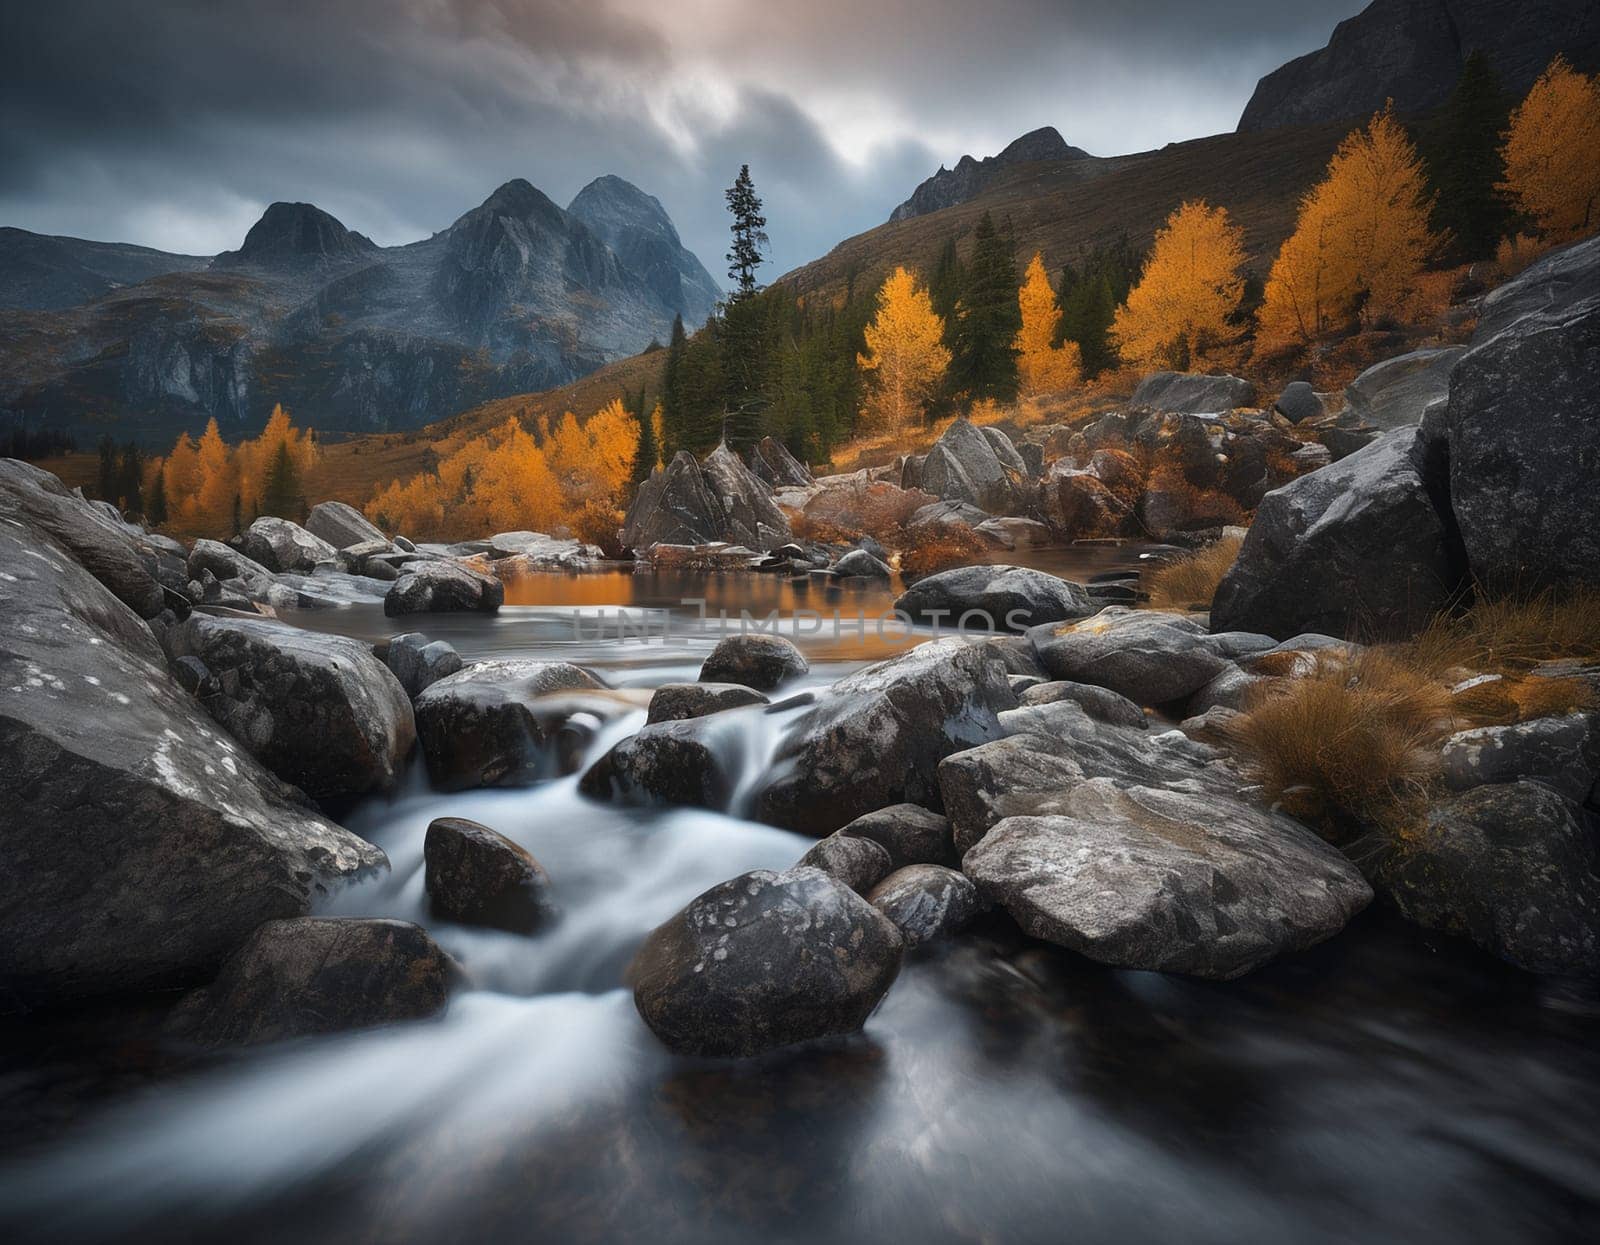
[97, 436, 118, 506]
[724, 164, 769, 301]
[145, 465, 168, 526]
[929, 236, 966, 326]
[660, 314, 687, 459]
[261, 441, 300, 520]
[1429, 51, 1511, 261]
[947, 212, 1021, 403]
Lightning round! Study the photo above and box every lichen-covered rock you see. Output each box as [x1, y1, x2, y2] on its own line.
[646, 681, 768, 724]
[894, 564, 1096, 631]
[424, 816, 553, 934]
[628, 866, 905, 1057]
[1440, 715, 1596, 805]
[1028, 607, 1228, 704]
[165, 918, 453, 1046]
[239, 516, 340, 574]
[797, 833, 894, 895]
[384, 559, 504, 616]
[963, 780, 1372, 979]
[699, 633, 808, 690]
[869, 864, 984, 945]
[165, 613, 415, 798]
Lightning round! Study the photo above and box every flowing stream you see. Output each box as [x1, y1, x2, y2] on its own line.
[3, 551, 1599, 1244]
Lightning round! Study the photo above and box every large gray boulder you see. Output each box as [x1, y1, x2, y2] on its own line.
[894, 565, 1096, 631]
[1441, 715, 1596, 806]
[748, 435, 814, 488]
[797, 833, 895, 895]
[622, 448, 792, 553]
[699, 633, 808, 690]
[384, 559, 504, 616]
[187, 538, 275, 599]
[1273, 381, 1323, 424]
[1018, 679, 1148, 729]
[755, 639, 1016, 835]
[239, 516, 340, 574]
[1131, 371, 1254, 414]
[699, 443, 793, 551]
[165, 613, 415, 798]
[165, 918, 453, 1046]
[918, 418, 1028, 514]
[1370, 781, 1600, 975]
[1211, 427, 1455, 641]
[1474, 233, 1600, 342]
[0, 519, 385, 1005]
[413, 660, 605, 789]
[628, 866, 905, 1057]
[963, 780, 1372, 979]
[0, 458, 164, 617]
[305, 500, 388, 551]
[1027, 607, 1229, 704]
[1342, 346, 1465, 431]
[424, 816, 553, 934]
[1441, 284, 1600, 592]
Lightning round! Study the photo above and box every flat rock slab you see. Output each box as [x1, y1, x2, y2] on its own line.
[1028, 607, 1227, 705]
[963, 779, 1372, 979]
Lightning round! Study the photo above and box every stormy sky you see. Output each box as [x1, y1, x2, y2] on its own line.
[1, 1, 1358, 280]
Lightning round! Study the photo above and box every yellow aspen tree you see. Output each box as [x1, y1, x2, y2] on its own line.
[857, 266, 951, 431]
[1500, 56, 1600, 240]
[1014, 253, 1083, 395]
[581, 398, 642, 506]
[195, 417, 235, 525]
[1111, 200, 1246, 370]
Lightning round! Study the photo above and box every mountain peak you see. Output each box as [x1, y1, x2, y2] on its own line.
[568, 175, 721, 327]
[215, 201, 375, 269]
[889, 126, 1091, 223]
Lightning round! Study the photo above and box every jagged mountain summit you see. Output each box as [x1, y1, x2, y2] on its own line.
[889, 127, 1091, 222]
[1238, 0, 1600, 132]
[0, 176, 716, 441]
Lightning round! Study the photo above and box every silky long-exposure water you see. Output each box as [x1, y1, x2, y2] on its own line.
[3, 555, 1599, 1245]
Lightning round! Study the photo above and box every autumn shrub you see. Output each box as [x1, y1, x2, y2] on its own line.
[790, 512, 861, 545]
[1146, 532, 1244, 609]
[1140, 461, 1245, 534]
[1493, 232, 1551, 278]
[894, 523, 991, 581]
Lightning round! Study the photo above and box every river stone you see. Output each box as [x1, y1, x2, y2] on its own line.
[239, 516, 340, 574]
[414, 660, 604, 789]
[832, 548, 892, 578]
[646, 681, 768, 724]
[1369, 781, 1600, 975]
[1027, 607, 1227, 705]
[628, 866, 905, 1057]
[1440, 716, 1596, 805]
[165, 918, 453, 1047]
[1018, 679, 1148, 729]
[578, 717, 731, 809]
[699, 633, 809, 690]
[165, 612, 415, 798]
[186, 538, 275, 597]
[1441, 282, 1600, 592]
[894, 565, 1096, 632]
[385, 559, 504, 616]
[1210, 427, 1455, 641]
[424, 817, 553, 934]
[305, 500, 388, 551]
[756, 638, 1017, 835]
[837, 804, 956, 868]
[963, 780, 1373, 979]
[1186, 664, 1266, 715]
[797, 833, 895, 895]
[869, 865, 984, 945]
[0, 520, 386, 1005]
[0, 458, 165, 618]
[1131, 371, 1254, 414]
[1274, 381, 1323, 424]
[384, 632, 464, 699]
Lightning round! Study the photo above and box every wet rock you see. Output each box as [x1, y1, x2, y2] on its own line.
[1368, 781, 1600, 975]
[963, 780, 1372, 979]
[1131, 371, 1254, 414]
[1211, 427, 1455, 641]
[1028, 607, 1227, 704]
[385, 559, 505, 616]
[165, 612, 415, 798]
[414, 660, 605, 789]
[699, 633, 808, 691]
[424, 817, 553, 934]
[305, 500, 388, 551]
[919, 417, 1028, 514]
[869, 865, 984, 945]
[756, 638, 1017, 835]
[628, 866, 905, 1057]
[165, 918, 453, 1046]
[1342, 346, 1465, 431]
[1017, 679, 1148, 729]
[1274, 381, 1323, 424]
[486, 531, 602, 567]
[832, 548, 892, 578]
[798, 833, 895, 895]
[1440, 716, 1595, 805]
[239, 516, 339, 574]
[579, 717, 731, 809]
[383, 632, 464, 699]
[0, 458, 165, 617]
[837, 803, 956, 868]
[646, 681, 768, 724]
[895, 565, 1096, 632]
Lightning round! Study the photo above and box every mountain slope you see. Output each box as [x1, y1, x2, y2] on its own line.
[1239, 0, 1600, 132]
[889, 126, 1091, 222]
[568, 176, 722, 328]
[0, 177, 714, 443]
[0, 228, 209, 311]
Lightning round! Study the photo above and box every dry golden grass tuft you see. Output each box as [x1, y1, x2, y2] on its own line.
[1146, 533, 1243, 609]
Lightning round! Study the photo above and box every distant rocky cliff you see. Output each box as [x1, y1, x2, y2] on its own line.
[1238, 0, 1600, 132]
[889, 127, 1090, 223]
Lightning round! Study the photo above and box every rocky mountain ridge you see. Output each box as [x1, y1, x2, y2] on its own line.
[888, 126, 1091, 223]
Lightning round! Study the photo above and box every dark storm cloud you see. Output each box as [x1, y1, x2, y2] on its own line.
[0, 0, 1356, 277]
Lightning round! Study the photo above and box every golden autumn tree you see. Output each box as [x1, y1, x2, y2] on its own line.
[161, 431, 202, 519]
[1500, 56, 1600, 240]
[1259, 106, 1440, 348]
[195, 417, 236, 527]
[1014, 253, 1083, 395]
[857, 266, 951, 431]
[237, 404, 318, 516]
[1111, 200, 1246, 370]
